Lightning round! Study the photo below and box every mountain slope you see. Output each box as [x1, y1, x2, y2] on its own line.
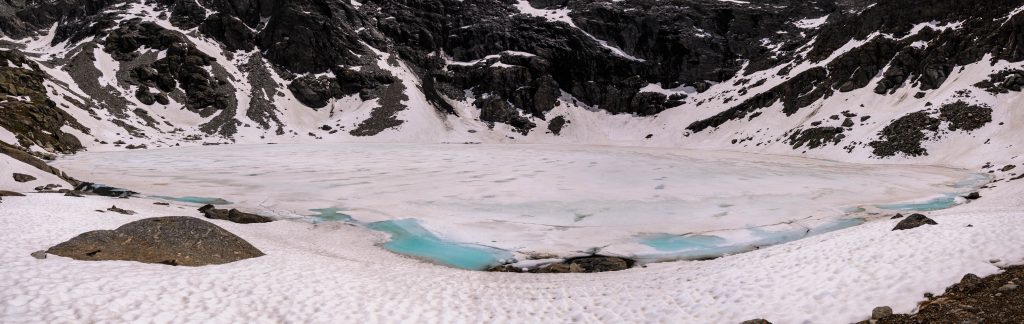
[0, 0, 1021, 173]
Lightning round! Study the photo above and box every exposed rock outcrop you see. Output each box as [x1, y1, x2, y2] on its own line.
[47, 216, 264, 266]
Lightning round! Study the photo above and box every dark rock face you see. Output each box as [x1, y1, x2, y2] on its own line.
[0, 50, 86, 154]
[198, 204, 273, 224]
[106, 20, 235, 115]
[739, 319, 773, 324]
[892, 213, 937, 231]
[12, 173, 36, 182]
[47, 216, 264, 266]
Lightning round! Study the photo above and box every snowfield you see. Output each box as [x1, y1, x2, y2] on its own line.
[53, 144, 981, 265]
[1, 178, 1022, 323]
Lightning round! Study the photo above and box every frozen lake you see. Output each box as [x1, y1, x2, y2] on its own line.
[55, 144, 983, 269]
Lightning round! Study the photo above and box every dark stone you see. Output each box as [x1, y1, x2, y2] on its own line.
[949, 273, 983, 294]
[47, 216, 264, 266]
[30, 250, 47, 259]
[547, 116, 567, 136]
[198, 204, 273, 224]
[0, 190, 25, 196]
[872, 306, 893, 319]
[893, 213, 937, 231]
[12, 173, 36, 182]
[739, 320, 772, 324]
[964, 192, 981, 200]
[891, 213, 905, 219]
[106, 205, 136, 215]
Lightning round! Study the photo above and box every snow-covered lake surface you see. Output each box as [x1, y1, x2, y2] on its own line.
[55, 143, 983, 269]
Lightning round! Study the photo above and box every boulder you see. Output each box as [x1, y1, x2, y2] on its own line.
[871, 306, 893, 319]
[106, 205, 136, 215]
[198, 204, 273, 224]
[47, 216, 263, 266]
[739, 320, 772, 324]
[0, 190, 25, 196]
[30, 250, 46, 259]
[12, 173, 36, 182]
[893, 213, 937, 231]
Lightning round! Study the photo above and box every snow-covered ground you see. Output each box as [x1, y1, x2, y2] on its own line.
[1, 176, 1021, 322]
[52, 144, 981, 265]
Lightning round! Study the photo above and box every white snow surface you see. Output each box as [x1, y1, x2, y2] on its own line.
[1, 178, 1022, 323]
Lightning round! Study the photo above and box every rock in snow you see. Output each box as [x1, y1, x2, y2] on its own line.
[12, 173, 36, 182]
[892, 214, 938, 231]
[47, 216, 263, 266]
[198, 204, 273, 224]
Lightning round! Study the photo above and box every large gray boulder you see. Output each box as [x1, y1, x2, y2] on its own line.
[47, 216, 264, 266]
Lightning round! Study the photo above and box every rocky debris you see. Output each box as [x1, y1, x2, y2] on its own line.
[891, 213, 905, 219]
[125, 144, 148, 150]
[975, 69, 1024, 94]
[106, 205, 136, 215]
[74, 182, 137, 198]
[787, 127, 846, 149]
[12, 173, 36, 182]
[892, 213, 937, 231]
[154, 202, 170, 206]
[863, 265, 1024, 323]
[30, 250, 46, 259]
[869, 111, 940, 157]
[198, 204, 273, 224]
[939, 101, 992, 132]
[47, 216, 264, 266]
[490, 256, 634, 273]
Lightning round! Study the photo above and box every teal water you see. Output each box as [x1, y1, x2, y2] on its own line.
[875, 194, 958, 211]
[309, 208, 355, 222]
[876, 173, 989, 212]
[368, 219, 512, 270]
[637, 218, 865, 262]
[152, 196, 232, 205]
[639, 234, 727, 252]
